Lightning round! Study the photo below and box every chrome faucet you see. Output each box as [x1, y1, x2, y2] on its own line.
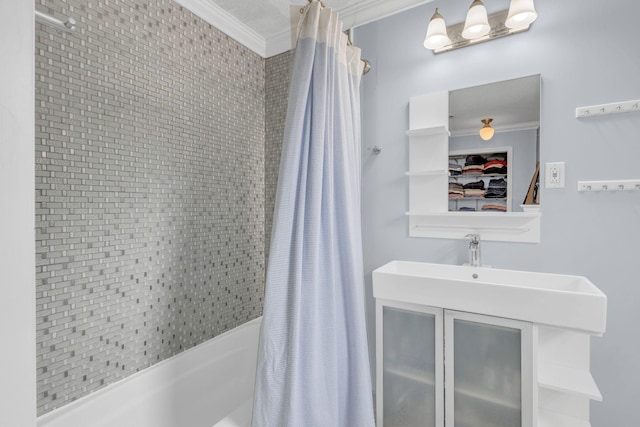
[465, 234, 481, 267]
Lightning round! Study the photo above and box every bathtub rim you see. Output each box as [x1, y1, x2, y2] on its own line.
[37, 316, 262, 427]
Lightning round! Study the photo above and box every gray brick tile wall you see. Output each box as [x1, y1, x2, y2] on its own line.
[264, 51, 292, 261]
[36, 0, 266, 415]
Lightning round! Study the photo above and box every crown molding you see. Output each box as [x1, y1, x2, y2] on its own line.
[175, 0, 433, 58]
[174, 0, 266, 57]
[450, 121, 540, 138]
[338, 0, 433, 30]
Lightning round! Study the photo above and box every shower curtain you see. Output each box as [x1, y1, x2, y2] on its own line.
[251, 2, 374, 427]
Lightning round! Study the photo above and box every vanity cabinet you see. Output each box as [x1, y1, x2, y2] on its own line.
[380, 303, 443, 427]
[444, 311, 534, 427]
[373, 261, 606, 427]
[376, 300, 533, 427]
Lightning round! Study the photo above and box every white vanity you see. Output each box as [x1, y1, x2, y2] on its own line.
[373, 261, 607, 427]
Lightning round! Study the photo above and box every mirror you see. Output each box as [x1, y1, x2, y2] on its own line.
[448, 75, 540, 213]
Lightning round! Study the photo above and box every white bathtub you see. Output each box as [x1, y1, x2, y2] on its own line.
[37, 317, 261, 427]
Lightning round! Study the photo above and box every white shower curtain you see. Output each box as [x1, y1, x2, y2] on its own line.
[251, 2, 374, 426]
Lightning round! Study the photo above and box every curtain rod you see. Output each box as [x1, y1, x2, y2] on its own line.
[35, 10, 76, 33]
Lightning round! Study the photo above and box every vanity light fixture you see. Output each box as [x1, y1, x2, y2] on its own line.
[424, 8, 451, 50]
[479, 118, 495, 141]
[424, 0, 537, 54]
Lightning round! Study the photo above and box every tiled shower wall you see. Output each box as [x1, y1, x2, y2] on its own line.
[35, 0, 265, 415]
[264, 51, 292, 259]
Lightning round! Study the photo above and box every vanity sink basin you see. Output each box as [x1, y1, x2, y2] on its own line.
[373, 261, 607, 334]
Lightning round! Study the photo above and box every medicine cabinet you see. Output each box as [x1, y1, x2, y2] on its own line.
[405, 75, 541, 242]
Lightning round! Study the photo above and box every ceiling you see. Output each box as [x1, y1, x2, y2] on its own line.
[174, 0, 433, 57]
[209, 0, 364, 40]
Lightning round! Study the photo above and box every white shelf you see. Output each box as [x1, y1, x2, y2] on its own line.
[450, 173, 507, 178]
[538, 363, 602, 401]
[405, 169, 448, 177]
[406, 211, 539, 219]
[405, 211, 541, 243]
[538, 410, 591, 427]
[406, 126, 450, 137]
[449, 197, 508, 201]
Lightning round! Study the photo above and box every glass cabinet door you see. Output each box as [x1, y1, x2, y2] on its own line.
[378, 302, 443, 427]
[445, 310, 533, 427]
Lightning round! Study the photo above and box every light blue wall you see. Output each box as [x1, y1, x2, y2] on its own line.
[356, 0, 640, 424]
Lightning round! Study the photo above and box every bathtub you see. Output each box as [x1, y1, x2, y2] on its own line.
[37, 317, 261, 427]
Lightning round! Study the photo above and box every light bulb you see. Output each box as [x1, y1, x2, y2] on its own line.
[479, 118, 495, 141]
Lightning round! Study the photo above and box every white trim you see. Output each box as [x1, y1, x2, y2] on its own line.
[450, 121, 540, 138]
[1, 1, 36, 425]
[174, 0, 266, 57]
[375, 300, 384, 426]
